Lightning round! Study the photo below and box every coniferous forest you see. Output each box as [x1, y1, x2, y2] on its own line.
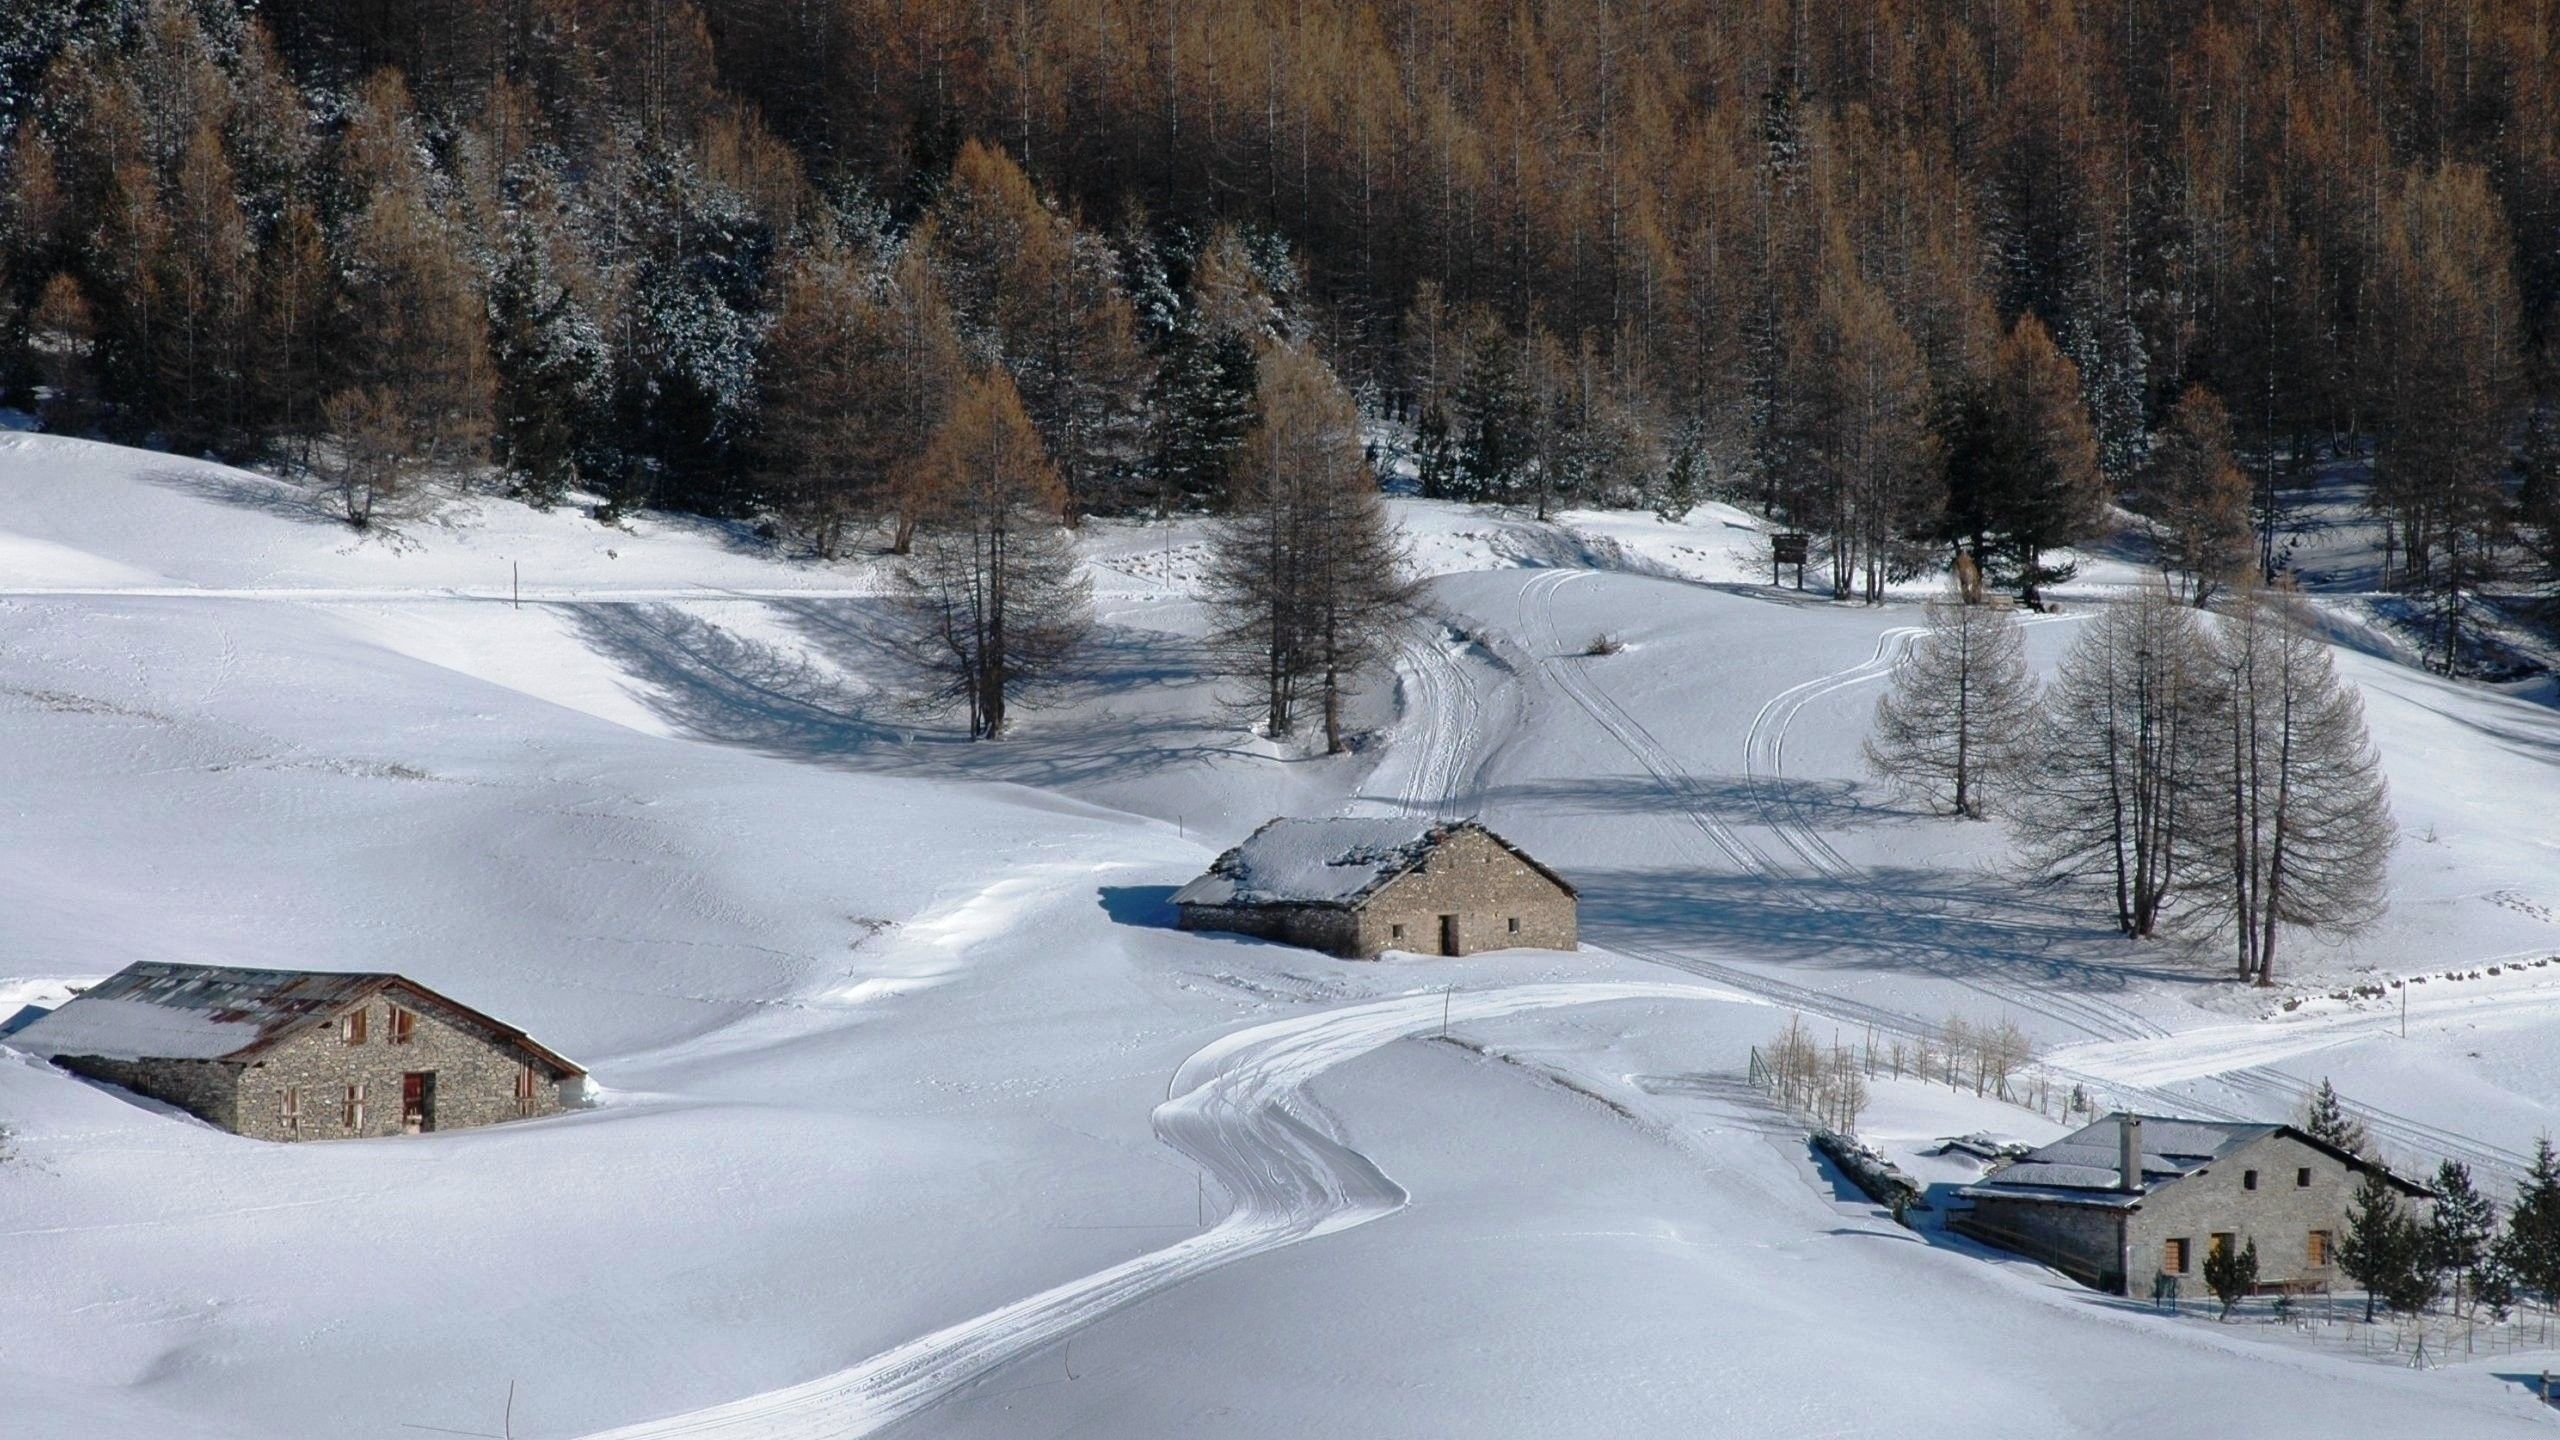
[3, 0, 2558, 642]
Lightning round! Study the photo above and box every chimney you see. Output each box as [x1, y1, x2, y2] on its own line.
[2119, 1115, 2144, 1193]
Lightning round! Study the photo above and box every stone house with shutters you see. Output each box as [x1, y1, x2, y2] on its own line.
[9, 961, 585, 1141]
[1952, 1113, 2435, 1297]
[1173, 817, 1577, 958]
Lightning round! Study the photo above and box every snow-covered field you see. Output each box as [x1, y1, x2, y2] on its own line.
[3, 432, 2557, 1437]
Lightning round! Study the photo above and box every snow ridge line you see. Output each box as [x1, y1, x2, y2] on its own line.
[570, 980, 1762, 1440]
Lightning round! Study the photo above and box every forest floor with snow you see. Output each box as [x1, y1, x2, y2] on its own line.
[2, 431, 2558, 1438]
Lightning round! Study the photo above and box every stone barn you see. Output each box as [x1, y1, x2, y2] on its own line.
[11, 961, 586, 1141]
[1952, 1113, 2434, 1297]
[1173, 817, 1577, 959]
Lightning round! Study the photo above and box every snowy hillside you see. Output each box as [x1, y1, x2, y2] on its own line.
[4, 436, 2558, 1438]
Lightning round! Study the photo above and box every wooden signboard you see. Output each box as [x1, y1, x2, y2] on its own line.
[1772, 532, 1810, 588]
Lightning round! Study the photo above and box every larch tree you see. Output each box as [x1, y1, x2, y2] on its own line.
[1938, 313, 2106, 609]
[2134, 385, 2255, 607]
[761, 230, 961, 555]
[2368, 164, 2525, 670]
[324, 71, 490, 522]
[1815, 256, 1938, 603]
[2015, 583, 2210, 938]
[1205, 339, 1419, 750]
[1863, 582, 2035, 818]
[900, 368, 1090, 739]
[2193, 587, 2394, 985]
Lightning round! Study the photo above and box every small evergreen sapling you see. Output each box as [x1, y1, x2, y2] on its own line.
[2204, 1236, 2259, 1320]
[2301, 1078, 2370, 1156]
[2339, 1168, 2414, 1323]
[2428, 1160, 2497, 1316]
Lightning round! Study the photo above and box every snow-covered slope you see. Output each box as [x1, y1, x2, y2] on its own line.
[2, 438, 2555, 1438]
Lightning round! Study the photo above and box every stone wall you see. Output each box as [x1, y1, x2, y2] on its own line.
[1954, 1195, 2126, 1292]
[55, 1055, 242, 1131]
[1177, 901, 1361, 956]
[2128, 1132, 2370, 1293]
[1351, 828, 1577, 957]
[232, 989, 570, 1142]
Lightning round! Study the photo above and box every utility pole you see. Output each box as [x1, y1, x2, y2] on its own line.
[1442, 984, 1452, 1037]
[512, 561, 520, 610]
[2401, 981, 2408, 1039]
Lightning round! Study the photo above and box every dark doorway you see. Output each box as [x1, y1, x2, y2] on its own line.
[402, 1072, 436, 1134]
[1438, 914, 1460, 956]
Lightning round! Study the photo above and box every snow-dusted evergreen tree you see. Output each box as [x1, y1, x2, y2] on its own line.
[2339, 1167, 2422, 1322]
[2013, 583, 2210, 937]
[487, 194, 606, 509]
[2503, 1137, 2560, 1311]
[2299, 1078, 2371, 1156]
[1204, 340, 1419, 751]
[1450, 316, 1532, 503]
[603, 154, 770, 516]
[2427, 1160, 2498, 1317]
[1936, 314, 2107, 608]
[1863, 583, 2034, 818]
[900, 369, 1089, 738]
[2192, 587, 2394, 984]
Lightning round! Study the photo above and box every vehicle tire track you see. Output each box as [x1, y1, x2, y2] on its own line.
[571, 980, 1764, 1440]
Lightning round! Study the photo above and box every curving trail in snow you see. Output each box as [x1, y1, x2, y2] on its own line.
[573, 979, 1761, 1440]
[1361, 624, 1488, 820]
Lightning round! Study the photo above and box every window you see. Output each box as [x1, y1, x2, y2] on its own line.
[2297, 1167, 2312, 1188]
[1507, 917, 1521, 934]
[342, 1082, 367, 1129]
[2244, 1169, 2259, 1191]
[339, 1007, 368, 1045]
[514, 1064, 542, 1117]
[387, 1005, 416, 1045]
[2209, 1232, 2236, 1263]
[1390, 923, 1405, 942]
[2308, 1230, 2333, 1267]
[2163, 1237, 2191, 1274]
[278, 1086, 302, 1135]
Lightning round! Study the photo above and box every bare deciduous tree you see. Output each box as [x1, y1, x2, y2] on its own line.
[1864, 583, 2035, 818]
[2015, 583, 2212, 938]
[2193, 587, 2395, 984]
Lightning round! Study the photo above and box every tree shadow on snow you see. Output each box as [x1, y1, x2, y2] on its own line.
[139, 463, 342, 528]
[566, 599, 1275, 793]
[1579, 862, 2212, 1000]
[1476, 772, 1905, 831]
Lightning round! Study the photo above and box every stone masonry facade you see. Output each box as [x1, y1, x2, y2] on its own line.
[1348, 827, 1578, 957]
[1960, 1131, 2412, 1297]
[2126, 1131, 2385, 1295]
[56, 987, 572, 1142]
[1177, 823, 1578, 959]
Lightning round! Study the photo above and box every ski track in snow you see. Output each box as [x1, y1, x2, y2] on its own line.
[572, 980, 1761, 1440]
[1517, 570, 2147, 1046]
[1502, 572, 2533, 1182]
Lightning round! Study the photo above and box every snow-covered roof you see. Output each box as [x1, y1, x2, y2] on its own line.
[1982, 1114, 2278, 1196]
[1172, 817, 1568, 909]
[1960, 1112, 2429, 1209]
[9, 961, 584, 1075]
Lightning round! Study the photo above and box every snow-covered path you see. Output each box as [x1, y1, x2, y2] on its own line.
[574, 980, 1762, 1440]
